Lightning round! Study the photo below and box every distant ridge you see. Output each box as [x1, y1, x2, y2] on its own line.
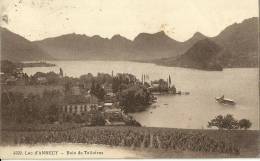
[212, 17, 258, 67]
[34, 33, 134, 60]
[33, 30, 208, 61]
[1, 17, 258, 69]
[1, 27, 52, 61]
[155, 17, 259, 69]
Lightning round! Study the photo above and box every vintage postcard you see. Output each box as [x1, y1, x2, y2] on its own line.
[0, 0, 259, 159]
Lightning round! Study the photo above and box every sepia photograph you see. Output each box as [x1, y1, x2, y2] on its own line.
[0, 0, 259, 159]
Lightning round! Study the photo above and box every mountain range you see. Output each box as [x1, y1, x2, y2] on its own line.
[33, 29, 207, 61]
[156, 17, 258, 69]
[1, 17, 258, 70]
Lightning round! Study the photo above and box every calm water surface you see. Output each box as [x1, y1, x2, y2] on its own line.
[23, 61, 259, 130]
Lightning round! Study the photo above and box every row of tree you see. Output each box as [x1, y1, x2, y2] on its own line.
[208, 114, 252, 130]
[1, 60, 22, 74]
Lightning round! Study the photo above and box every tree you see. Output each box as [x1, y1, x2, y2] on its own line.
[170, 85, 177, 94]
[90, 81, 105, 100]
[112, 77, 120, 93]
[239, 119, 252, 130]
[208, 114, 239, 130]
[1, 90, 63, 124]
[45, 72, 61, 85]
[119, 89, 136, 112]
[159, 79, 170, 92]
[64, 79, 73, 95]
[79, 73, 94, 89]
[59, 68, 63, 77]
[46, 104, 59, 123]
[96, 73, 113, 84]
[119, 85, 152, 112]
[222, 114, 239, 130]
[144, 82, 151, 88]
[1, 60, 19, 74]
[87, 110, 105, 126]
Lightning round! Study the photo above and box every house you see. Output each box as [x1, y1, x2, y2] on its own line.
[103, 108, 126, 126]
[151, 82, 159, 88]
[59, 94, 100, 123]
[71, 86, 81, 95]
[104, 102, 113, 108]
[104, 92, 117, 103]
[85, 93, 99, 104]
[103, 101, 120, 110]
[103, 108, 122, 118]
[61, 104, 92, 115]
[59, 103, 99, 123]
[149, 79, 170, 93]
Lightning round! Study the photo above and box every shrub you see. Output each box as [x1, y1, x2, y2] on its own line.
[208, 114, 239, 130]
[238, 119, 252, 130]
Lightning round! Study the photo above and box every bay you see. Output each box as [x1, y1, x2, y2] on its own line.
[23, 61, 259, 130]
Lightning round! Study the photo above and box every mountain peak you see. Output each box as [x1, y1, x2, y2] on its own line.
[111, 34, 125, 40]
[154, 30, 167, 36]
[193, 32, 205, 38]
[189, 32, 206, 41]
[134, 31, 175, 42]
[38, 33, 90, 42]
[92, 35, 103, 39]
[184, 32, 207, 45]
[173, 38, 223, 70]
[135, 31, 167, 38]
[185, 38, 222, 59]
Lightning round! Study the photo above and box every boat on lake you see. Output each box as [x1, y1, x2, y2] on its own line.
[215, 95, 236, 105]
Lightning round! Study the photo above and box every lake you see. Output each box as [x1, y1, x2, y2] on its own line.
[23, 61, 259, 130]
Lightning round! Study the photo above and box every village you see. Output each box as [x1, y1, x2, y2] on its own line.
[1, 60, 177, 127]
[58, 76, 142, 126]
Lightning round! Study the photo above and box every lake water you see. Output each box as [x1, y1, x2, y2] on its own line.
[23, 61, 259, 130]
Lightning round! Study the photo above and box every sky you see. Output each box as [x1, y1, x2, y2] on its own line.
[0, 0, 258, 41]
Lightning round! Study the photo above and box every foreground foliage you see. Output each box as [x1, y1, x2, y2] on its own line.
[208, 114, 252, 130]
[1, 90, 62, 124]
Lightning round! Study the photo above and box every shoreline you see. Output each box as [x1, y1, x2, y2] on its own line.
[21, 62, 56, 68]
[22, 59, 258, 70]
